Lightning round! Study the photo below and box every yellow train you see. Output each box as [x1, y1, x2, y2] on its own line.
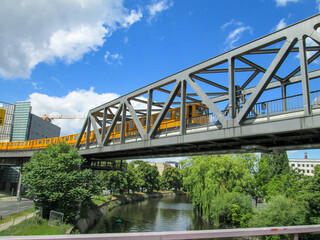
[0, 103, 209, 151]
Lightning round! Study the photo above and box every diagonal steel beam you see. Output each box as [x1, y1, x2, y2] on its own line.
[191, 74, 229, 91]
[102, 104, 123, 146]
[126, 100, 147, 139]
[148, 81, 181, 139]
[236, 37, 298, 124]
[237, 56, 283, 82]
[89, 115, 102, 146]
[75, 117, 88, 149]
[186, 76, 227, 127]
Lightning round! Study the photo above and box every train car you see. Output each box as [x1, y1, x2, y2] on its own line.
[2, 103, 210, 151]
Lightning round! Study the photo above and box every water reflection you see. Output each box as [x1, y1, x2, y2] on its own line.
[89, 195, 213, 234]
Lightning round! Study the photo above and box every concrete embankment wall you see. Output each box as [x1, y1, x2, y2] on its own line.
[75, 191, 186, 233]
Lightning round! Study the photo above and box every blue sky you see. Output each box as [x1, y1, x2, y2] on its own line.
[1, 0, 320, 160]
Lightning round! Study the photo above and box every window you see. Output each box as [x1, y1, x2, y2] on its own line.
[302, 164, 305, 167]
[74, 135, 78, 140]
[66, 137, 69, 141]
[291, 164, 295, 167]
[307, 164, 309, 167]
[164, 112, 172, 120]
[46, 140, 49, 144]
[196, 106, 203, 115]
[311, 164, 314, 167]
[129, 121, 133, 129]
[307, 170, 310, 173]
[298, 164, 300, 167]
[142, 118, 146, 126]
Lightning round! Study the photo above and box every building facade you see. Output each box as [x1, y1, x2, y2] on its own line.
[0, 101, 60, 142]
[290, 159, 320, 176]
[0, 101, 61, 192]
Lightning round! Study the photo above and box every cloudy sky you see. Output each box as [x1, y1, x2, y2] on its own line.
[1, 0, 320, 159]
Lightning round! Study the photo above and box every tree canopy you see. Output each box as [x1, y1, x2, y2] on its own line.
[23, 143, 100, 223]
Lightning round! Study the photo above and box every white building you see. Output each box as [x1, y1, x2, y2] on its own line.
[289, 153, 320, 176]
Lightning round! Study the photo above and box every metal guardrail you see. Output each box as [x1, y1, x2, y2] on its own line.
[1, 225, 319, 240]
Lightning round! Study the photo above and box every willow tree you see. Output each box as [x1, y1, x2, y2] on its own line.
[181, 155, 254, 221]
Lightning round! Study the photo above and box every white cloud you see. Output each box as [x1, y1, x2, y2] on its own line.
[104, 51, 124, 65]
[221, 20, 253, 50]
[221, 19, 242, 30]
[0, 0, 142, 79]
[275, 0, 299, 6]
[28, 88, 119, 136]
[275, 18, 287, 31]
[147, 0, 173, 22]
[317, 0, 320, 11]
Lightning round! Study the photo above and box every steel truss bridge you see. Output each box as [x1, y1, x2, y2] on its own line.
[73, 14, 320, 165]
[1, 15, 320, 166]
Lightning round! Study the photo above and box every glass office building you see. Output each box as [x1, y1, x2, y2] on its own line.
[0, 101, 60, 142]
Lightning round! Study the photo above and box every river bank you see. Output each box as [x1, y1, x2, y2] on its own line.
[75, 190, 187, 233]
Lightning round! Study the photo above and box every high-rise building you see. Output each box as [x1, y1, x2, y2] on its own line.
[0, 101, 60, 142]
[0, 101, 61, 192]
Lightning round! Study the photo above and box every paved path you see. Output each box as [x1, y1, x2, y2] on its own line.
[0, 212, 37, 232]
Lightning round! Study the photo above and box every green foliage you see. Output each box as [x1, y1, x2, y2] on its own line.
[210, 192, 253, 228]
[260, 153, 290, 177]
[181, 155, 254, 220]
[22, 143, 100, 223]
[248, 195, 306, 229]
[100, 169, 127, 194]
[160, 166, 182, 190]
[126, 162, 141, 193]
[136, 162, 160, 192]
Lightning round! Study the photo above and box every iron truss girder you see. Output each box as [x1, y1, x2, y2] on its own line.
[75, 14, 320, 158]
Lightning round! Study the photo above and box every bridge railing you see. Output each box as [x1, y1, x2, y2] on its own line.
[247, 90, 320, 118]
[2, 225, 320, 240]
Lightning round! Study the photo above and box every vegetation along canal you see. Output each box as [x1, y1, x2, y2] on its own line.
[89, 194, 214, 234]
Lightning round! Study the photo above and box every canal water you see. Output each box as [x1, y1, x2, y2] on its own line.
[89, 195, 213, 234]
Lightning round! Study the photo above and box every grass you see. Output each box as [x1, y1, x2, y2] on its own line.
[0, 208, 36, 225]
[0, 217, 72, 236]
[91, 195, 113, 206]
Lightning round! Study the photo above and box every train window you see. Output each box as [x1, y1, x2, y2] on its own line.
[21, 142, 24, 146]
[196, 106, 202, 115]
[74, 135, 78, 140]
[70, 136, 73, 141]
[142, 118, 146, 126]
[66, 137, 69, 141]
[129, 121, 133, 129]
[38, 141, 41, 144]
[14, 143, 17, 146]
[164, 112, 172, 120]
[46, 140, 50, 144]
[116, 125, 120, 132]
[175, 110, 180, 119]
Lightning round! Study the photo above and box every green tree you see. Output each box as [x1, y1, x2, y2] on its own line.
[181, 155, 254, 220]
[161, 166, 182, 190]
[135, 161, 160, 192]
[125, 162, 140, 193]
[261, 152, 290, 178]
[248, 195, 306, 240]
[210, 192, 253, 228]
[101, 170, 127, 194]
[23, 143, 100, 223]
